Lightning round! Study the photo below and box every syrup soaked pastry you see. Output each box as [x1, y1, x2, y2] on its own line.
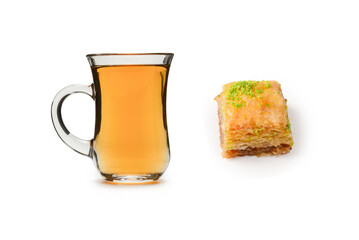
[215, 80, 293, 158]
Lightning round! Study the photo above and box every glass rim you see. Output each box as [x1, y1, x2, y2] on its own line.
[86, 53, 174, 57]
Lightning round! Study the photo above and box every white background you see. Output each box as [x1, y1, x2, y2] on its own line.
[1, 0, 358, 239]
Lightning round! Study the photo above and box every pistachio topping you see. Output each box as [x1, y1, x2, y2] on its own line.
[285, 123, 291, 131]
[254, 127, 264, 135]
[225, 80, 269, 109]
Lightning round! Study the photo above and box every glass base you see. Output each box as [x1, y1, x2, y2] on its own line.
[101, 173, 162, 184]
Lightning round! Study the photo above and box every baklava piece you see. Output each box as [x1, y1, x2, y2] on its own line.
[215, 80, 293, 158]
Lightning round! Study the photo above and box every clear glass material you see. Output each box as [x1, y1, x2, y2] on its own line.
[51, 53, 174, 183]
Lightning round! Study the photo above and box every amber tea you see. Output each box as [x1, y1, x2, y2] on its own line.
[92, 65, 170, 179]
[51, 53, 174, 183]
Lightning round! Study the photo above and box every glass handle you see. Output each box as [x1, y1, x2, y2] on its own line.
[51, 84, 95, 157]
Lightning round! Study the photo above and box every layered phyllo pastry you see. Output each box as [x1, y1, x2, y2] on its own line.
[215, 80, 293, 158]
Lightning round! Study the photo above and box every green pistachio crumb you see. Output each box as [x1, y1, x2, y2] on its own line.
[227, 81, 257, 100]
[225, 81, 270, 109]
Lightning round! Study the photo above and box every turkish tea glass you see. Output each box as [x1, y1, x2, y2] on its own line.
[51, 53, 174, 183]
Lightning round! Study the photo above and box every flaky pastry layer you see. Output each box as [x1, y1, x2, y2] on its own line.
[215, 80, 293, 158]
